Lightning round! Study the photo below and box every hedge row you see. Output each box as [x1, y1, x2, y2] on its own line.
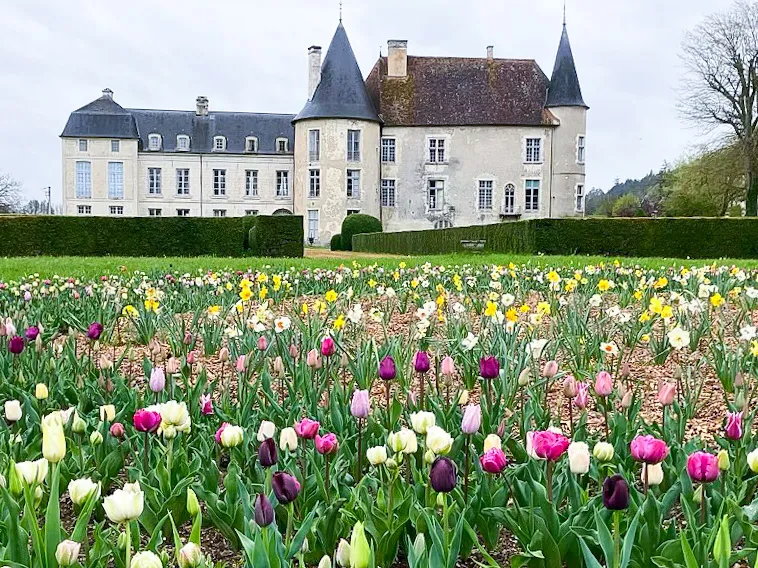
[0, 215, 304, 257]
[353, 217, 758, 259]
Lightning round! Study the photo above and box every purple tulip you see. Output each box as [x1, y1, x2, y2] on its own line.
[254, 493, 274, 527]
[24, 326, 39, 341]
[479, 356, 500, 379]
[430, 456, 457, 493]
[8, 335, 24, 355]
[272, 471, 301, 504]
[378, 356, 396, 381]
[258, 437, 278, 468]
[149, 367, 166, 393]
[413, 351, 431, 374]
[602, 475, 630, 510]
[87, 322, 103, 341]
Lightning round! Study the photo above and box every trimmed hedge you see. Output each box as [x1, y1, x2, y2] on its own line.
[353, 217, 758, 259]
[0, 215, 303, 257]
[341, 214, 382, 251]
[330, 234, 344, 251]
[248, 215, 304, 258]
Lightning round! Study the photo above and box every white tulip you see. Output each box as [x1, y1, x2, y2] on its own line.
[257, 421, 276, 442]
[425, 426, 453, 455]
[366, 446, 388, 466]
[15, 458, 48, 486]
[68, 478, 100, 505]
[103, 481, 144, 523]
[644, 463, 664, 486]
[410, 411, 436, 435]
[4, 400, 22, 422]
[567, 441, 590, 475]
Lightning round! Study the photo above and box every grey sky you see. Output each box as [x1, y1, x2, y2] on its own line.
[0, 0, 725, 204]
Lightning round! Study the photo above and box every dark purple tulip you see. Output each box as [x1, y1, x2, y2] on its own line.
[254, 493, 275, 527]
[430, 456, 457, 493]
[8, 335, 24, 355]
[24, 327, 39, 341]
[258, 437, 278, 468]
[602, 475, 630, 510]
[272, 471, 301, 504]
[378, 356, 396, 381]
[413, 351, 431, 374]
[87, 322, 104, 341]
[479, 356, 500, 380]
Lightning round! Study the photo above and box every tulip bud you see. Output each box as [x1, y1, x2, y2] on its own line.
[219, 347, 230, 362]
[68, 478, 100, 505]
[717, 449, 730, 471]
[187, 488, 200, 516]
[178, 542, 203, 568]
[289, 344, 299, 359]
[166, 356, 181, 375]
[279, 427, 298, 452]
[318, 555, 331, 568]
[306, 349, 321, 369]
[99, 404, 116, 422]
[35, 383, 49, 400]
[71, 410, 86, 434]
[542, 360, 559, 378]
[130, 550, 163, 568]
[89, 431, 103, 446]
[254, 493, 275, 527]
[563, 375, 577, 398]
[4, 400, 22, 422]
[735, 391, 746, 411]
[424, 449, 436, 464]
[458, 389, 469, 406]
[117, 531, 128, 550]
[42, 412, 66, 463]
[183, 331, 193, 345]
[349, 522, 370, 568]
[593, 442, 614, 462]
[440, 356, 455, 377]
[735, 372, 744, 388]
[55, 540, 81, 567]
[273, 356, 285, 378]
[336, 539, 351, 567]
[620, 361, 631, 379]
[257, 420, 276, 442]
[645, 463, 664, 486]
[367, 446, 388, 466]
[518, 368, 531, 387]
[109, 423, 125, 438]
[693, 484, 703, 505]
[620, 390, 633, 409]
[160, 550, 171, 567]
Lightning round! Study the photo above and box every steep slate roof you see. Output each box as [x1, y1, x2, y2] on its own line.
[365, 56, 553, 127]
[60, 94, 139, 139]
[293, 23, 380, 123]
[545, 24, 587, 108]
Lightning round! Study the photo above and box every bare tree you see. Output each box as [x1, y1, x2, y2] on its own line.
[681, 1, 758, 215]
[0, 173, 22, 213]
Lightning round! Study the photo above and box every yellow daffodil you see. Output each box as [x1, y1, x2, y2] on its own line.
[325, 290, 338, 303]
[598, 280, 611, 292]
[239, 287, 252, 302]
[333, 314, 346, 331]
[122, 305, 138, 317]
[259, 286, 268, 300]
[710, 293, 725, 308]
[547, 271, 560, 284]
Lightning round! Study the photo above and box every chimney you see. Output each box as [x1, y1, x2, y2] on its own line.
[102, 88, 113, 99]
[308, 46, 322, 100]
[487, 46, 494, 61]
[387, 40, 408, 78]
[195, 96, 209, 116]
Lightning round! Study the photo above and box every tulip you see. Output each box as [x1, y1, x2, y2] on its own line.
[687, 451, 719, 483]
[273, 356, 285, 377]
[367, 446, 388, 465]
[318, 556, 331, 568]
[294, 417, 320, 439]
[430, 456, 457, 493]
[55, 540, 81, 566]
[717, 449, 730, 471]
[378, 356, 396, 381]
[306, 348, 322, 369]
[272, 471, 301, 504]
[232, 355, 247, 374]
[158, 401, 191, 433]
[388, 428, 418, 454]
[594, 371, 613, 397]
[575, 382, 589, 409]
[461, 404, 481, 435]
[531, 430, 570, 461]
[630, 435, 669, 464]
[563, 375, 577, 398]
[25, 326, 40, 341]
[483, 433, 502, 452]
[440, 356, 455, 377]
[321, 336, 336, 357]
[426, 426, 453, 455]
[593, 442, 615, 462]
[90, 431, 103, 445]
[163, 356, 179, 375]
[4, 400, 22, 422]
[748, 448, 758, 473]
[568, 441, 590, 474]
[657, 382, 676, 406]
[543, 360, 559, 378]
[336, 539, 351, 567]
[187, 350, 197, 365]
[349, 521, 370, 568]
[218, 347, 229, 362]
[413, 351, 431, 373]
[178, 543, 203, 568]
[479, 356, 500, 379]
[518, 368, 531, 386]
[110, 422, 125, 438]
[87, 322, 103, 341]
[257, 420, 276, 441]
[8, 335, 24, 355]
[258, 437, 278, 467]
[602, 475, 630, 510]
[130, 551, 162, 568]
[480, 448, 508, 474]
[187, 488, 200, 516]
[254, 493, 275, 527]
[257, 336, 268, 351]
[289, 343, 300, 359]
[620, 390, 633, 409]
[103, 481, 144, 523]
[199, 394, 213, 415]
[644, 463, 664, 486]
[149, 368, 166, 393]
[280, 427, 298, 451]
[410, 411, 435, 435]
[15, 458, 48, 486]
[351, 390, 370, 419]
[4, 318, 15, 336]
[725, 411, 743, 440]
[183, 331, 193, 345]
[133, 409, 162, 433]
[220, 425, 244, 448]
[69, 477, 100, 505]
[315, 433, 339, 455]
[458, 390, 469, 405]
[42, 412, 66, 463]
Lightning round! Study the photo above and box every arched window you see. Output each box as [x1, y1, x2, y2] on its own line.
[503, 183, 516, 214]
[434, 219, 453, 230]
[273, 208, 292, 216]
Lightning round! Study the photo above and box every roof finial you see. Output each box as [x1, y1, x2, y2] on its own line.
[339, 0, 343, 22]
[563, 0, 566, 26]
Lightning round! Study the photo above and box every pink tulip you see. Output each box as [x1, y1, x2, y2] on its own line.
[440, 356, 455, 377]
[315, 433, 339, 455]
[350, 390, 370, 419]
[563, 375, 577, 398]
[235, 355, 247, 373]
[657, 382, 676, 407]
[575, 382, 589, 409]
[215, 422, 230, 444]
[199, 394, 214, 415]
[594, 371, 613, 397]
[133, 409, 162, 433]
[257, 336, 268, 351]
[725, 411, 743, 440]
[480, 448, 508, 474]
[321, 337, 336, 357]
[543, 360, 559, 378]
[687, 451, 719, 483]
[532, 430, 571, 461]
[461, 404, 481, 435]
[289, 344, 300, 359]
[110, 422, 125, 438]
[166, 357, 181, 374]
[219, 347, 230, 362]
[186, 350, 197, 365]
[294, 418, 320, 439]
[306, 349, 322, 369]
[630, 435, 669, 464]
[149, 368, 166, 393]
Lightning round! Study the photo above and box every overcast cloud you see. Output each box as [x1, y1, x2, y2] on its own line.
[0, 0, 727, 204]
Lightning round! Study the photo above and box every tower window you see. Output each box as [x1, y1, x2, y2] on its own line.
[525, 138, 542, 163]
[75, 161, 91, 198]
[347, 130, 361, 161]
[381, 138, 396, 163]
[346, 169, 361, 199]
[577, 135, 586, 164]
[78, 139, 88, 152]
[308, 130, 320, 162]
[108, 162, 124, 199]
[575, 184, 585, 212]
[111, 140, 120, 152]
[309, 169, 321, 198]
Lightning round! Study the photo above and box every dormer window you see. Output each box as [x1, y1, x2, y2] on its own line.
[177, 135, 190, 151]
[245, 137, 259, 153]
[148, 134, 162, 151]
[213, 136, 226, 151]
[276, 138, 289, 153]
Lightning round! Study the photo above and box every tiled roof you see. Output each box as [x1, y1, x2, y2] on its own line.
[545, 25, 587, 108]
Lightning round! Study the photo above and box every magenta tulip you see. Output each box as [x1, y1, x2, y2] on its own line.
[8, 335, 24, 355]
[87, 322, 103, 341]
[294, 417, 320, 439]
[413, 351, 431, 374]
[24, 326, 39, 341]
[315, 433, 339, 455]
[321, 336, 336, 357]
[532, 430, 571, 461]
[687, 451, 719, 483]
[479, 356, 500, 379]
[725, 411, 743, 440]
[199, 394, 214, 415]
[630, 435, 669, 464]
[378, 356, 396, 381]
[133, 409, 162, 433]
[480, 448, 508, 474]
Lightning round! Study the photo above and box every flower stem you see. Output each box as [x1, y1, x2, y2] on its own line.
[613, 510, 621, 568]
[356, 420, 363, 482]
[464, 435, 470, 504]
[286, 502, 294, 550]
[124, 521, 131, 568]
[700, 483, 706, 525]
[546, 461, 554, 503]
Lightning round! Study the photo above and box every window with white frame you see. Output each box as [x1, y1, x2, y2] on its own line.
[276, 171, 289, 197]
[245, 137, 258, 153]
[428, 138, 446, 163]
[307, 209, 319, 241]
[525, 179, 540, 211]
[148, 168, 162, 194]
[346, 169, 361, 198]
[77, 205, 91, 215]
[245, 170, 258, 197]
[213, 136, 226, 151]
[347, 130, 361, 161]
[78, 139, 88, 152]
[176, 169, 190, 195]
[213, 209, 227, 217]
[110, 205, 124, 215]
[308, 130, 320, 162]
[177, 209, 190, 217]
[525, 138, 542, 163]
[503, 183, 516, 214]
[75, 161, 91, 198]
[381, 179, 396, 207]
[478, 180, 493, 210]
[381, 138, 396, 163]
[577, 135, 586, 164]
[434, 219, 453, 229]
[148, 208, 162, 216]
[111, 140, 120, 152]
[108, 162, 124, 199]
[213, 169, 226, 196]
[428, 179, 444, 210]
[245, 209, 259, 216]
[308, 169, 320, 198]
[277, 138, 289, 153]
[575, 184, 585, 212]
[148, 134, 161, 151]
[177, 135, 190, 151]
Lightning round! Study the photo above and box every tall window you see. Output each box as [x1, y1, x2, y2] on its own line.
[213, 209, 227, 217]
[177, 209, 190, 217]
[75, 161, 92, 198]
[575, 184, 585, 212]
[308, 169, 321, 198]
[148, 208, 162, 217]
[110, 205, 124, 215]
[525, 180, 540, 211]
[148, 168, 162, 194]
[381, 138, 396, 163]
[503, 183, 516, 214]
[213, 136, 226, 151]
[245, 137, 258, 153]
[177, 135, 190, 151]
[428, 180, 444, 210]
[276, 171, 289, 197]
[347, 130, 361, 161]
[111, 140, 120, 152]
[308, 130, 320, 162]
[213, 169, 226, 196]
[78, 139, 88, 152]
[148, 134, 161, 151]
[381, 179, 396, 207]
[429, 138, 446, 163]
[307, 210, 319, 241]
[577, 135, 586, 164]
[176, 169, 190, 195]
[277, 138, 289, 153]
[245, 170, 258, 197]
[525, 138, 542, 163]
[478, 180, 493, 210]
[77, 205, 91, 215]
[108, 162, 124, 199]
[346, 169, 361, 198]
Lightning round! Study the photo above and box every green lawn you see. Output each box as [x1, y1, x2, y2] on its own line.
[0, 250, 755, 281]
